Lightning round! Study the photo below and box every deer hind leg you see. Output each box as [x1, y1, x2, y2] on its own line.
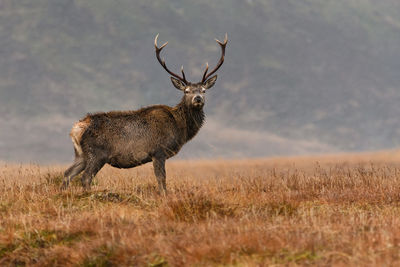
[62, 119, 91, 189]
[62, 157, 85, 190]
[152, 157, 167, 194]
[81, 158, 106, 191]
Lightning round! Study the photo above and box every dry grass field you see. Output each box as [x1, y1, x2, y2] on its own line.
[2, 151, 400, 266]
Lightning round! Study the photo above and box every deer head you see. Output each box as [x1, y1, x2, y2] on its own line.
[154, 34, 228, 109]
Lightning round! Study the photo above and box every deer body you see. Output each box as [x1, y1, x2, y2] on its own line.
[63, 34, 227, 193]
[72, 101, 204, 169]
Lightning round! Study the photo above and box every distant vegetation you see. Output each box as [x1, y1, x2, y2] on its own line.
[2, 0, 400, 162]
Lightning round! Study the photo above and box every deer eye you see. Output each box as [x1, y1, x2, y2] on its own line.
[184, 88, 190, 94]
[201, 87, 206, 93]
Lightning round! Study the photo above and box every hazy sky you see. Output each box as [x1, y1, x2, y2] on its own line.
[2, 0, 400, 163]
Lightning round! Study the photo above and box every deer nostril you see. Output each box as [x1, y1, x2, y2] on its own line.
[194, 96, 203, 103]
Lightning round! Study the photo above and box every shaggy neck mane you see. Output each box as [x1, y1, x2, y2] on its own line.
[174, 97, 205, 142]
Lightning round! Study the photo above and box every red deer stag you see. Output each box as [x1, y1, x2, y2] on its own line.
[62, 34, 228, 193]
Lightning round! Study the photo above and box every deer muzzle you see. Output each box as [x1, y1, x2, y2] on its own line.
[192, 95, 204, 107]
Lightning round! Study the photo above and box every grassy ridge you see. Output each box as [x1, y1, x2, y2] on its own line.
[1, 152, 400, 265]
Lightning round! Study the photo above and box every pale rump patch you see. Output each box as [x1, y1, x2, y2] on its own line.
[70, 117, 90, 156]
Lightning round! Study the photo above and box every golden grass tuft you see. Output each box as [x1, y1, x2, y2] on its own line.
[2, 151, 400, 265]
[160, 191, 237, 222]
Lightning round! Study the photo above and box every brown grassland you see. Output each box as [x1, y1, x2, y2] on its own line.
[2, 151, 400, 266]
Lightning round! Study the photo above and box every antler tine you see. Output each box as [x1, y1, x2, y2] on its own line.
[201, 34, 228, 83]
[181, 66, 187, 82]
[201, 62, 209, 84]
[154, 34, 168, 51]
[215, 33, 228, 46]
[154, 34, 188, 84]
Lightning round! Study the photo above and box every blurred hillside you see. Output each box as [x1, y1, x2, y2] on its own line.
[2, 0, 400, 162]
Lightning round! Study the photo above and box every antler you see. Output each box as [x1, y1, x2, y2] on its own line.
[154, 34, 188, 85]
[201, 33, 228, 83]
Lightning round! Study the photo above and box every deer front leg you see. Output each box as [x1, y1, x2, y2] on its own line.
[152, 157, 166, 194]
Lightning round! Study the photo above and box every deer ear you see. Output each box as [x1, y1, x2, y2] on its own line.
[171, 77, 186, 91]
[203, 75, 217, 89]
